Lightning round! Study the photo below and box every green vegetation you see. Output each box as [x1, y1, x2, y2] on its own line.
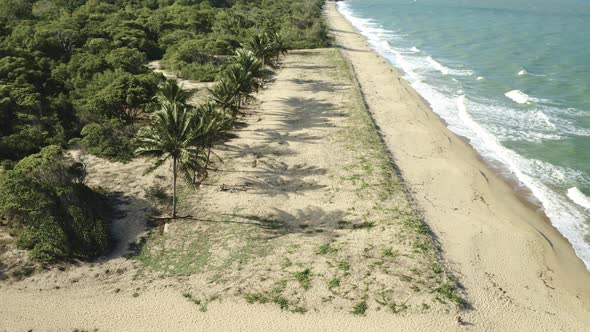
[352, 300, 368, 315]
[328, 276, 340, 289]
[293, 268, 312, 290]
[0, 0, 327, 263]
[0, 145, 109, 262]
[317, 243, 338, 255]
[0, 0, 328, 167]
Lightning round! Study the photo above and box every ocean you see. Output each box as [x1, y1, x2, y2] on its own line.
[337, 0, 590, 269]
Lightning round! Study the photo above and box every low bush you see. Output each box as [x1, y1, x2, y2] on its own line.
[76, 119, 136, 162]
[0, 146, 110, 263]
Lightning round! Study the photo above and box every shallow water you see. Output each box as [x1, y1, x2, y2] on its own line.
[337, 0, 590, 269]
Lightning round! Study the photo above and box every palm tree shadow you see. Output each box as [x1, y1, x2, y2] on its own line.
[287, 78, 348, 93]
[232, 206, 351, 239]
[234, 153, 328, 197]
[276, 97, 345, 131]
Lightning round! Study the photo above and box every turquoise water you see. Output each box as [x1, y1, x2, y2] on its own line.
[337, 0, 590, 269]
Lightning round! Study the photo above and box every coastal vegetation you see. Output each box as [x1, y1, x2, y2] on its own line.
[0, 0, 328, 263]
[0, 0, 463, 318]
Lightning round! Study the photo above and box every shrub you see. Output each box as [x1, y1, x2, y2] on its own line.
[77, 119, 136, 162]
[0, 145, 109, 263]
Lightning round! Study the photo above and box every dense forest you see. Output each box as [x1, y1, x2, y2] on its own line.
[0, 0, 328, 262]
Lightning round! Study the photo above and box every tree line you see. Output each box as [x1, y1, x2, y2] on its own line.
[0, 0, 328, 263]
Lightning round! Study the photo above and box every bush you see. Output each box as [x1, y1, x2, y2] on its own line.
[77, 119, 136, 162]
[179, 62, 221, 81]
[0, 145, 110, 263]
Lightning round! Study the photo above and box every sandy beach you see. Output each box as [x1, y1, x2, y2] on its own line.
[1, 2, 590, 331]
[325, 1, 590, 330]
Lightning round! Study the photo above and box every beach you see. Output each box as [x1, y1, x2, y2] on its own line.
[326, 1, 590, 330]
[1, 2, 589, 331]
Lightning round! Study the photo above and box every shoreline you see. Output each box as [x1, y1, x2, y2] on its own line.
[326, 1, 590, 330]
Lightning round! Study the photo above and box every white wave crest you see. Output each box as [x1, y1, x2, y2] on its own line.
[505, 90, 530, 104]
[518, 69, 528, 76]
[425, 56, 473, 76]
[534, 111, 556, 129]
[426, 56, 450, 75]
[568, 188, 590, 209]
[410, 46, 420, 52]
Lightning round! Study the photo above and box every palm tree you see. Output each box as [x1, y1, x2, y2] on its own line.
[246, 33, 274, 67]
[224, 63, 259, 106]
[270, 32, 289, 64]
[189, 101, 229, 184]
[152, 78, 192, 108]
[209, 78, 240, 119]
[135, 104, 198, 219]
[209, 62, 259, 125]
[232, 49, 264, 80]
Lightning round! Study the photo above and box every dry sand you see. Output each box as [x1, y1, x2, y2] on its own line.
[326, 1, 590, 331]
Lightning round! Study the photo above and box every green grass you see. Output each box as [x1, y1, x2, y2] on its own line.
[382, 247, 398, 258]
[434, 282, 465, 306]
[134, 214, 273, 276]
[182, 293, 209, 312]
[328, 276, 340, 289]
[337, 261, 350, 272]
[293, 268, 312, 290]
[352, 300, 368, 315]
[317, 243, 338, 255]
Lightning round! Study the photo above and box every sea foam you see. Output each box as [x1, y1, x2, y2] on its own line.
[425, 56, 473, 76]
[568, 187, 590, 209]
[505, 90, 530, 104]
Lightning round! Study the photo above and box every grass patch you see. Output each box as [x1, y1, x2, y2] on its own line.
[337, 261, 350, 272]
[434, 282, 465, 306]
[293, 268, 313, 290]
[135, 215, 273, 276]
[352, 300, 368, 315]
[317, 243, 338, 255]
[382, 247, 398, 258]
[182, 293, 210, 312]
[328, 276, 340, 289]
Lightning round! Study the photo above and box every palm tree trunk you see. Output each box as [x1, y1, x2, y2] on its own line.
[172, 156, 177, 219]
[205, 147, 212, 170]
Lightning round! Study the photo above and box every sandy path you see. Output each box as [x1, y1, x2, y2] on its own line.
[326, 2, 590, 331]
[147, 61, 215, 104]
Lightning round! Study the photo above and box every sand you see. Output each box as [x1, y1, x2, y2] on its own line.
[325, 1, 590, 330]
[1, 49, 460, 331]
[1, 3, 589, 330]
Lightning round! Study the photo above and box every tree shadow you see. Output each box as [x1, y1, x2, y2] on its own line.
[237, 162, 328, 197]
[103, 191, 159, 260]
[288, 65, 334, 71]
[287, 78, 348, 93]
[219, 142, 298, 159]
[235, 206, 352, 239]
[334, 44, 370, 53]
[254, 129, 324, 145]
[276, 96, 344, 131]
